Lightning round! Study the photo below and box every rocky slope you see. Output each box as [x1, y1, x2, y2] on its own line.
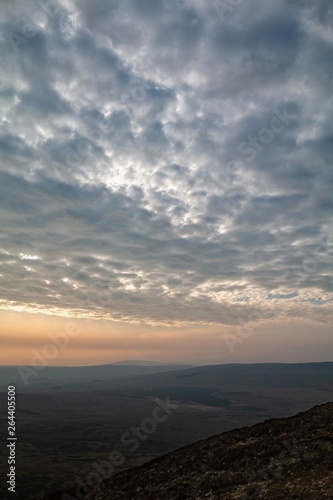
[87, 402, 333, 499]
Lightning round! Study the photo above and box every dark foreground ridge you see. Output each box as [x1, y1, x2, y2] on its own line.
[86, 402, 333, 500]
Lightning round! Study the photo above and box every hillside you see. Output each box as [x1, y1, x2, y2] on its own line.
[110, 362, 333, 390]
[86, 402, 333, 500]
[0, 362, 194, 390]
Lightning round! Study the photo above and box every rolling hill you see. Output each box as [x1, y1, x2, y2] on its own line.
[84, 401, 333, 499]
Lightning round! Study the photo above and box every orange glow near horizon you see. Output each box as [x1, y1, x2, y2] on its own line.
[0, 309, 332, 366]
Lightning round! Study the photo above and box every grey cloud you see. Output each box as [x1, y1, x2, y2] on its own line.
[0, 0, 332, 327]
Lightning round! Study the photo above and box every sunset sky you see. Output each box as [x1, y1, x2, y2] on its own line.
[0, 0, 332, 366]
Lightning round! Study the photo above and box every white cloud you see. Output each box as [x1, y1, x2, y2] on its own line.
[0, 0, 332, 327]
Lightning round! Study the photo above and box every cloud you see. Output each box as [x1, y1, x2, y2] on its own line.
[0, 0, 332, 328]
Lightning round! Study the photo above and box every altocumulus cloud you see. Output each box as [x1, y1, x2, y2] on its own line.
[0, 0, 332, 327]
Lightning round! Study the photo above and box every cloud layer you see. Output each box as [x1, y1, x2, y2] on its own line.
[0, 0, 332, 327]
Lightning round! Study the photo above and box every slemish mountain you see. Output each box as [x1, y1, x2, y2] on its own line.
[83, 401, 333, 500]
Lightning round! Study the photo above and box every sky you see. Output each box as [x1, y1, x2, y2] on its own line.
[0, 0, 332, 366]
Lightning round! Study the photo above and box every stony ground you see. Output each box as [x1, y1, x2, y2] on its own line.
[87, 402, 333, 500]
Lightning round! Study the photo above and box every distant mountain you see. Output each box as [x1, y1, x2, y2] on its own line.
[85, 402, 333, 499]
[110, 360, 193, 366]
[0, 362, 194, 390]
[2, 361, 333, 392]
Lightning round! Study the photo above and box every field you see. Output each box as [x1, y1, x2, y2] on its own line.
[0, 362, 332, 499]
